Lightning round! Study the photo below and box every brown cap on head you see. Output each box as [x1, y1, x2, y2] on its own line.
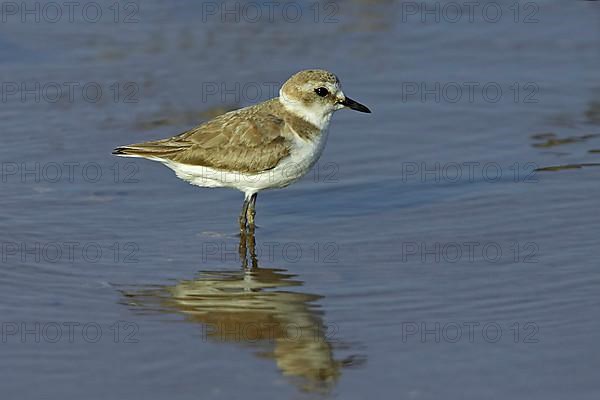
[284, 69, 340, 87]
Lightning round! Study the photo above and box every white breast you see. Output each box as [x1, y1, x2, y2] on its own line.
[268, 126, 330, 187]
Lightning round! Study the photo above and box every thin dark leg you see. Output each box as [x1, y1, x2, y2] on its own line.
[239, 193, 257, 268]
[247, 193, 257, 231]
[238, 225, 257, 269]
[239, 229, 248, 268]
[247, 229, 258, 268]
[239, 197, 250, 232]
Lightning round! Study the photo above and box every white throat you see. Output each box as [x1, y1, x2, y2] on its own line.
[279, 92, 333, 131]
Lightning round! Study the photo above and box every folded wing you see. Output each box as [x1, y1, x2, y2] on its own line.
[114, 103, 292, 174]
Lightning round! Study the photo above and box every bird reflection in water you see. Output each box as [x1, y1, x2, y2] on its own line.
[122, 229, 362, 393]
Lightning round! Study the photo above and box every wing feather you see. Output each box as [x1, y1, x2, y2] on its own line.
[114, 100, 292, 173]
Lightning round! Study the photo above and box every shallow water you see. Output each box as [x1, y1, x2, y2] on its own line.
[1, 0, 600, 398]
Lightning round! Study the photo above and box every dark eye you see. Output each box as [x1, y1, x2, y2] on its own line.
[314, 87, 329, 97]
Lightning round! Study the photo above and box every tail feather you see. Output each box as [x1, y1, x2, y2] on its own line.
[112, 140, 189, 159]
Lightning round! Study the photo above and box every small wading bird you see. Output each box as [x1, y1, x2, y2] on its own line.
[114, 69, 371, 232]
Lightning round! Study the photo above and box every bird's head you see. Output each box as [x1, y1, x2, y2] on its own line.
[279, 69, 371, 129]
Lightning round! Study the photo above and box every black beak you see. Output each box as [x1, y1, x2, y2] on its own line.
[341, 97, 371, 113]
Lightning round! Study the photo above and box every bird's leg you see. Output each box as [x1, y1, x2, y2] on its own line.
[238, 203, 257, 269]
[246, 193, 258, 232]
[239, 229, 248, 269]
[239, 197, 250, 233]
[246, 228, 258, 269]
